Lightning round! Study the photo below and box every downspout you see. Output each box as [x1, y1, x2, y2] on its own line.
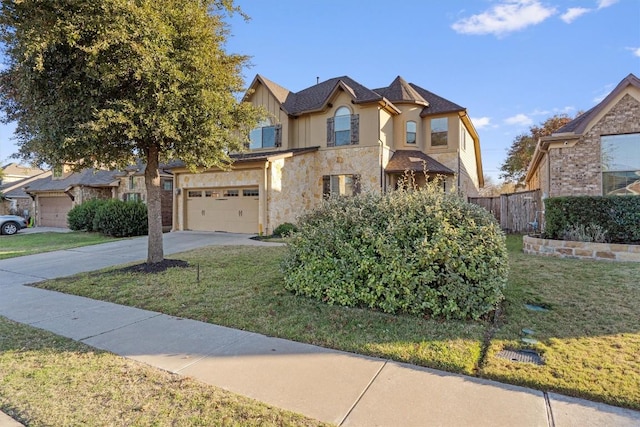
[457, 149, 461, 195]
[263, 161, 270, 235]
[378, 106, 384, 192]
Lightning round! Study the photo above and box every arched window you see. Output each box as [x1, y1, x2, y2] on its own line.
[406, 121, 417, 144]
[334, 107, 351, 146]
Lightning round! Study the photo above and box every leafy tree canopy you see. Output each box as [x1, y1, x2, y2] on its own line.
[0, 0, 262, 263]
[499, 114, 573, 185]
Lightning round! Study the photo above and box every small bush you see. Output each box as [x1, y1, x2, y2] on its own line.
[67, 199, 110, 232]
[282, 184, 508, 321]
[561, 223, 608, 243]
[545, 196, 640, 243]
[93, 199, 148, 237]
[273, 222, 297, 237]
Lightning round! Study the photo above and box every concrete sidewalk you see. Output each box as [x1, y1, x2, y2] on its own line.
[1, 232, 639, 426]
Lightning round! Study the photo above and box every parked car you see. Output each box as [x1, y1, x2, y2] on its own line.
[0, 215, 28, 235]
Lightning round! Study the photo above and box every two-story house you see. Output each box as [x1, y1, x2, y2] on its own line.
[169, 74, 484, 235]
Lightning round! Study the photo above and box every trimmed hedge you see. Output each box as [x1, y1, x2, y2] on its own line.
[67, 199, 110, 232]
[282, 187, 508, 321]
[545, 196, 640, 244]
[93, 199, 148, 237]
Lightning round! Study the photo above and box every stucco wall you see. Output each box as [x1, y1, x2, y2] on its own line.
[549, 93, 640, 197]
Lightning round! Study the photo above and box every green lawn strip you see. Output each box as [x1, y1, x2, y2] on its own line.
[0, 317, 329, 427]
[480, 235, 640, 410]
[0, 232, 120, 260]
[32, 238, 640, 410]
[36, 245, 486, 376]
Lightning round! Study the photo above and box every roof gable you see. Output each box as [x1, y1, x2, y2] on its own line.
[282, 76, 382, 115]
[555, 73, 640, 135]
[373, 76, 428, 106]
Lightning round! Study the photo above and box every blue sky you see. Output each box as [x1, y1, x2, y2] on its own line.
[1, 0, 639, 182]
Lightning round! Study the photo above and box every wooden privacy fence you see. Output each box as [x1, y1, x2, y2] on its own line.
[469, 189, 542, 233]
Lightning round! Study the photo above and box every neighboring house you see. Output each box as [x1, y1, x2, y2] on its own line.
[0, 162, 45, 184]
[0, 171, 51, 217]
[526, 73, 640, 197]
[169, 74, 484, 235]
[24, 163, 173, 228]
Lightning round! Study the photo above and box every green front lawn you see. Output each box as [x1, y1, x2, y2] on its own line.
[0, 317, 328, 426]
[0, 232, 120, 260]
[33, 235, 640, 410]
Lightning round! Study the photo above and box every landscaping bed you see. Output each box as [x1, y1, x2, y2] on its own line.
[33, 236, 640, 410]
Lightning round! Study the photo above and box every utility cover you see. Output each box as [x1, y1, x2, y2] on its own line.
[496, 349, 544, 365]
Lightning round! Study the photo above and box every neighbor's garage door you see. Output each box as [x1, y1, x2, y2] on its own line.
[39, 195, 73, 228]
[186, 187, 259, 233]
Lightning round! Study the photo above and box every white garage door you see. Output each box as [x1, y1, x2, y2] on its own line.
[39, 196, 73, 228]
[186, 187, 259, 233]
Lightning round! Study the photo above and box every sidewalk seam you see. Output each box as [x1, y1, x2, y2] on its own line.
[337, 359, 388, 427]
[544, 392, 556, 427]
[78, 313, 163, 341]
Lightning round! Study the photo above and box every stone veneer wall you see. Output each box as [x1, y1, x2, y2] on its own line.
[523, 235, 640, 262]
[549, 94, 640, 197]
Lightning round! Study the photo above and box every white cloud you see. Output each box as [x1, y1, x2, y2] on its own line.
[597, 0, 618, 9]
[472, 117, 492, 129]
[627, 47, 640, 57]
[561, 7, 591, 23]
[505, 113, 533, 126]
[530, 109, 551, 116]
[452, 0, 557, 36]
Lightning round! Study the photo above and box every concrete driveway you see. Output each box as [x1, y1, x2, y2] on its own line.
[0, 231, 281, 287]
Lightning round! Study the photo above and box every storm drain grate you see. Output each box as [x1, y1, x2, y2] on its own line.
[496, 349, 544, 365]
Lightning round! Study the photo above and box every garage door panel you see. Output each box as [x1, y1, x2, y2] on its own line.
[39, 196, 73, 228]
[185, 187, 258, 233]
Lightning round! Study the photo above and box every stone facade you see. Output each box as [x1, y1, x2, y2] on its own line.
[548, 94, 640, 197]
[523, 235, 640, 262]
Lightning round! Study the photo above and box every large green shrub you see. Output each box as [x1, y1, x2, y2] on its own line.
[93, 199, 148, 237]
[282, 186, 508, 321]
[545, 196, 640, 244]
[67, 198, 109, 231]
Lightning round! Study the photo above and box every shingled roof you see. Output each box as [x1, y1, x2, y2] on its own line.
[385, 150, 454, 175]
[249, 74, 466, 118]
[374, 76, 428, 106]
[554, 73, 640, 135]
[25, 169, 120, 192]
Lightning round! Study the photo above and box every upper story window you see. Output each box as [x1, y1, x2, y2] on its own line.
[327, 107, 359, 147]
[249, 119, 281, 150]
[406, 121, 417, 145]
[601, 133, 640, 195]
[128, 175, 137, 190]
[431, 117, 448, 147]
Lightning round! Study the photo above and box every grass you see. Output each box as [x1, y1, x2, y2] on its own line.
[33, 236, 640, 410]
[0, 317, 329, 426]
[0, 232, 119, 260]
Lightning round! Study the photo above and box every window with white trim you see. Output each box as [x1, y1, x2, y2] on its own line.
[406, 121, 417, 145]
[327, 107, 359, 147]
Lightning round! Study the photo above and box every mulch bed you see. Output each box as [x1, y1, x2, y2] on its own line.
[116, 259, 190, 274]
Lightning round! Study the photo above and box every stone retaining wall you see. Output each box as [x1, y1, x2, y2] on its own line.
[523, 235, 640, 262]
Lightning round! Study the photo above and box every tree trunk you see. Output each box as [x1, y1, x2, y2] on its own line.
[145, 145, 164, 264]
